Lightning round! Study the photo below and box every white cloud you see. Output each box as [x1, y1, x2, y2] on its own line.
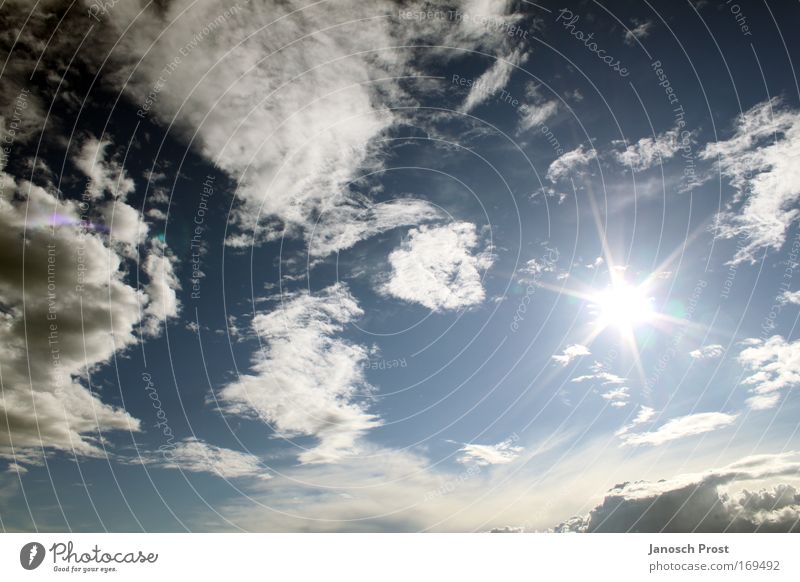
[586, 256, 604, 270]
[633, 405, 656, 424]
[572, 372, 625, 385]
[546, 145, 595, 182]
[615, 405, 656, 437]
[556, 451, 800, 532]
[738, 335, 800, 410]
[460, 49, 526, 113]
[700, 98, 800, 264]
[378, 222, 494, 311]
[154, 438, 271, 481]
[141, 239, 181, 337]
[689, 344, 725, 360]
[98, 200, 149, 251]
[517, 83, 560, 131]
[602, 386, 630, 407]
[457, 438, 523, 466]
[218, 283, 379, 464]
[307, 198, 443, 258]
[780, 290, 800, 305]
[100, 0, 517, 257]
[5, 462, 28, 475]
[552, 344, 590, 366]
[571, 361, 625, 385]
[619, 412, 738, 447]
[73, 137, 135, 200]
[517, 250, 560, 283]
[108, 1, 390, 248]
[623, 20, 653, 45]
[519, 100, 559, 131]
[147, 208, 167, 221]
[612, 129, 680, 171]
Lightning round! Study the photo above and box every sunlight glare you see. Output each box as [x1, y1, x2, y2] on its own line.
[592, 283, 655, 331]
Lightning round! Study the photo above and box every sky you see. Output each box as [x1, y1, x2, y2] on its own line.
[1, 0, 800, 533]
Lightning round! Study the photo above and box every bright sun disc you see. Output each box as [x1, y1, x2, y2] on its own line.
[592, 283, 655, 330]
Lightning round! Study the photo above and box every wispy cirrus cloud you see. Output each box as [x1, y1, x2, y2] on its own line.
[701, 98, 800, 265]
[739, 335, 800, 410]
[459, 48, 526, 113]
[142, 438, 271, 481]
[623, 20, 653, 45]
[456, 438, 523, 466]
[619, 412, 738, 447]
[307, 198, 443, 258]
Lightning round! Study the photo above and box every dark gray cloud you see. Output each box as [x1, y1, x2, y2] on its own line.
[555, 452, 800, 532]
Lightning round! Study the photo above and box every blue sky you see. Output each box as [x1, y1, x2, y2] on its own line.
[2, 0, 800, 532]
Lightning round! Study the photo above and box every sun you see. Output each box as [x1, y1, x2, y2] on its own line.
[591, 282, 655, 331]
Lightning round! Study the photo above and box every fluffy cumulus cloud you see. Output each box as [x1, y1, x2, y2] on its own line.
[546, 145, 595, 182]
[700, 98, 800, 264]
[738, 335, 800, 410]
[689, 344, 725, 360]
[555, 452, 800, 532]
[456, 438, 523, 466]
[0, 25, 180, 459]
[0, 170, 144, 457]
[97, 199, 149, 251]
[612, 129, 680, 171]
[619, 412, 738, 447]
[150, 438, 270, 481]
[218, 283, 379, 464]
[552, 344, 590, 366]
[378, 222, 494, 311]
